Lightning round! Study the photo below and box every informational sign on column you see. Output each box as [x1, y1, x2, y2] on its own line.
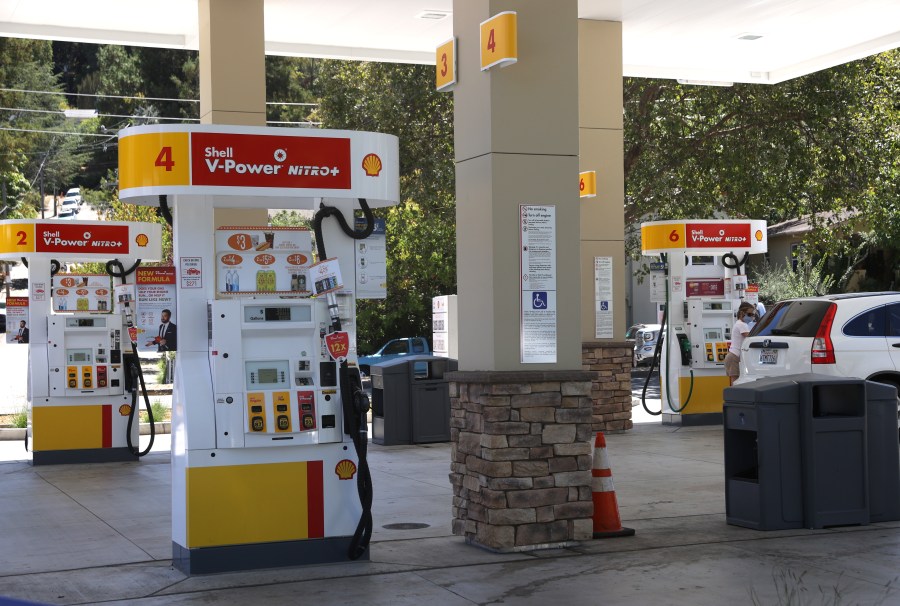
[649, 261, 667, 303]
[134, 267, 177, 353]
[51, 274, 112, 312]
[5, 296, 29, 344]
[354, 217, 387, 299]
[179, 257, 202, 289]
[594, 257, 614, 339]
[520, 205, 556, 364]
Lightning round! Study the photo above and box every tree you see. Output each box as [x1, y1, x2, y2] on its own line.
[624, 49, 900, 266]
[315, 61, 455, 352]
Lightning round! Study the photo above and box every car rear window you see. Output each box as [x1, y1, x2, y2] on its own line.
[750, 300, 833, 338]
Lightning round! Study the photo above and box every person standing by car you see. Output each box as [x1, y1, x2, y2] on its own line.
[724, 302, 756, 386]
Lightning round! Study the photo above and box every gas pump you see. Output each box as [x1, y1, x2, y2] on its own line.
[640, 220, 767, 425]
[116, 123, 399, 574]
[0, 219, 164, 464]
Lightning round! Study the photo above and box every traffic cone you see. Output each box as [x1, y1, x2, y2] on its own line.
[592, 431, 635, 538]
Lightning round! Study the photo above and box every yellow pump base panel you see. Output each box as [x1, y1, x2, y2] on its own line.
[29, 404, 137, 465]
[662, 375, 730, 427]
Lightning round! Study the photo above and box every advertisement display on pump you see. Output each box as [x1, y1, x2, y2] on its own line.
[0, 219, 165, 464]
[639, 220, 768, 425]
[117, 123, 399, 574]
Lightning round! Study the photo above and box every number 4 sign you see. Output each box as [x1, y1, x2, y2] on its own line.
[480, 11, 518, 71]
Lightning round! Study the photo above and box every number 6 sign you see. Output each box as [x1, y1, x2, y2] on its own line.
[480, 11, 518, 71]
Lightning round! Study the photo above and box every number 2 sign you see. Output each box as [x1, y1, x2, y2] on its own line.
[480, 11, 518, 71]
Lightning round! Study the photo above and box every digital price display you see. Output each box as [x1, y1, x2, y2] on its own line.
[258, 368, 278, 384]
[264, 307, 292, 321]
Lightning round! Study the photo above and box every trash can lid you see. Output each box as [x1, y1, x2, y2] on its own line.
[726, 373, 870, 405]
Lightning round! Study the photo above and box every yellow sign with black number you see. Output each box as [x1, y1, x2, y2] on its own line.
[579, 171, 597, 198]
[436, 38, 457, 91]
[0, 222, 36, 255]
[118, 131, 190, 190]
[480, 11, 517, 71]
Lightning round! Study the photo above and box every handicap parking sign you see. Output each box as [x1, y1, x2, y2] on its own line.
[600, 300, 609, 311]
[532, 291, 548, 309]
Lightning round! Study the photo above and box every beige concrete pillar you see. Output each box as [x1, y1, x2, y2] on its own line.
[453, 0, 581, 371]
[578, 20, 625, 342]
[197, 0, 268, 226]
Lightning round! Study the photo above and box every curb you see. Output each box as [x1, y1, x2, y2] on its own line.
[0, 428, 25, 441]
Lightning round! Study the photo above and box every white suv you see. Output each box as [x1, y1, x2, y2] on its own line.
[738, 292, 900, 395]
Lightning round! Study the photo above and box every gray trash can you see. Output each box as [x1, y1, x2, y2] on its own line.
[724, 377, 804, 530]
[865, 381, 900, 523]
[797, 377, 868, 529]
[371, 355, 457, 445]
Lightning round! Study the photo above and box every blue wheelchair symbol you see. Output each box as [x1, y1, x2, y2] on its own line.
[532, 292, 548, 309]
[600, 301, 609, 311]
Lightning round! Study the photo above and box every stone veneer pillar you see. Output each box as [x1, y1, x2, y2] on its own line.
[447, 371, 596, 551]
[582, 342, 634, 432]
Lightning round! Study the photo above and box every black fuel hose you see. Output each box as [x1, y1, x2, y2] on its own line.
[125, 351, 155, 457]
[312, 198, 375, 561]
[105, 259, 155, 457]
[156, 195, 173, 227]
[722, 251, 749, 274]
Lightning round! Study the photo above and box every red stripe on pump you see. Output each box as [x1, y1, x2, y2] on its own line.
[307, 460, 325, 538]
[102, 405, 112, 448]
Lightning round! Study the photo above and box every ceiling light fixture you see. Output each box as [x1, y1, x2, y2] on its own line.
[416, 10, 451, 20]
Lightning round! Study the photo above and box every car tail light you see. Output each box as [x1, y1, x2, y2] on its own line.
[811, 303, 837, 364]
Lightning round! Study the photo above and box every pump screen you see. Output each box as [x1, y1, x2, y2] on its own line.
[258, 368, 278, 384]
[65, 318, 107, 328]
[72, 352, 87, 362]
[243, 305, 312, 323]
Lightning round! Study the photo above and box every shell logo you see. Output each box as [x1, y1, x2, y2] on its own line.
[135, 233, 149, 247]
[286, 253, 308, 266]
[118, 404, 132, 416]
[361, 153, 382, 177]
[221, 254, 243, 266]
[755, 229, 764, 242]
[335, 459, 357, 480]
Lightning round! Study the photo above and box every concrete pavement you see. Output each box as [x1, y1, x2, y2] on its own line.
[2, 423, 899, 605]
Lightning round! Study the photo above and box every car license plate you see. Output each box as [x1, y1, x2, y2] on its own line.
[759, 349, 778, 365]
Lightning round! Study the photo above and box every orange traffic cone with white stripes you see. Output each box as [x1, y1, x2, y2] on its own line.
[592, 431, 635, 538]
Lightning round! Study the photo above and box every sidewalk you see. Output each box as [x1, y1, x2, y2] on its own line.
[1, 424, 898, 605]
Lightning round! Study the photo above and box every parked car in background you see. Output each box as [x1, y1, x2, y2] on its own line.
[65, 187, 82, 206]
[626, 323, 646, 340]
[738, 293, 900, 412]
[60, 196, 79, 216]
[56, 207, 77, 220]
[633, 324, 662, 366]
[358, 337, 430, 376]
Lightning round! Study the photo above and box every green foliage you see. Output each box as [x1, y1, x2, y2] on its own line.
[269, 210, 312, 228]
[625, 49, 900, 265]
[11, 408, 28, 429]
[140, 400, 169, 423]
[316, 61, 455, 353]
[750, 254, 836, 303]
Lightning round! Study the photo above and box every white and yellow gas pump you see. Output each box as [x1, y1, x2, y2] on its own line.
[640, 219, 767, 425]
[117, 124, 399, 574]
[0, 219, 163, 464]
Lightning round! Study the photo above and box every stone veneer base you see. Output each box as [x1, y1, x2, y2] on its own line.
[446, 370, 596, 553]
[582, 342, 633, 432]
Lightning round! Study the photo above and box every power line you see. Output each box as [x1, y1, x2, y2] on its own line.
[0, 87, 318, 106]
[0, 126, 115, 138]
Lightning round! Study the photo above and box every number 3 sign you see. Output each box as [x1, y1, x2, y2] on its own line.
[435, 38, 457, 92]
